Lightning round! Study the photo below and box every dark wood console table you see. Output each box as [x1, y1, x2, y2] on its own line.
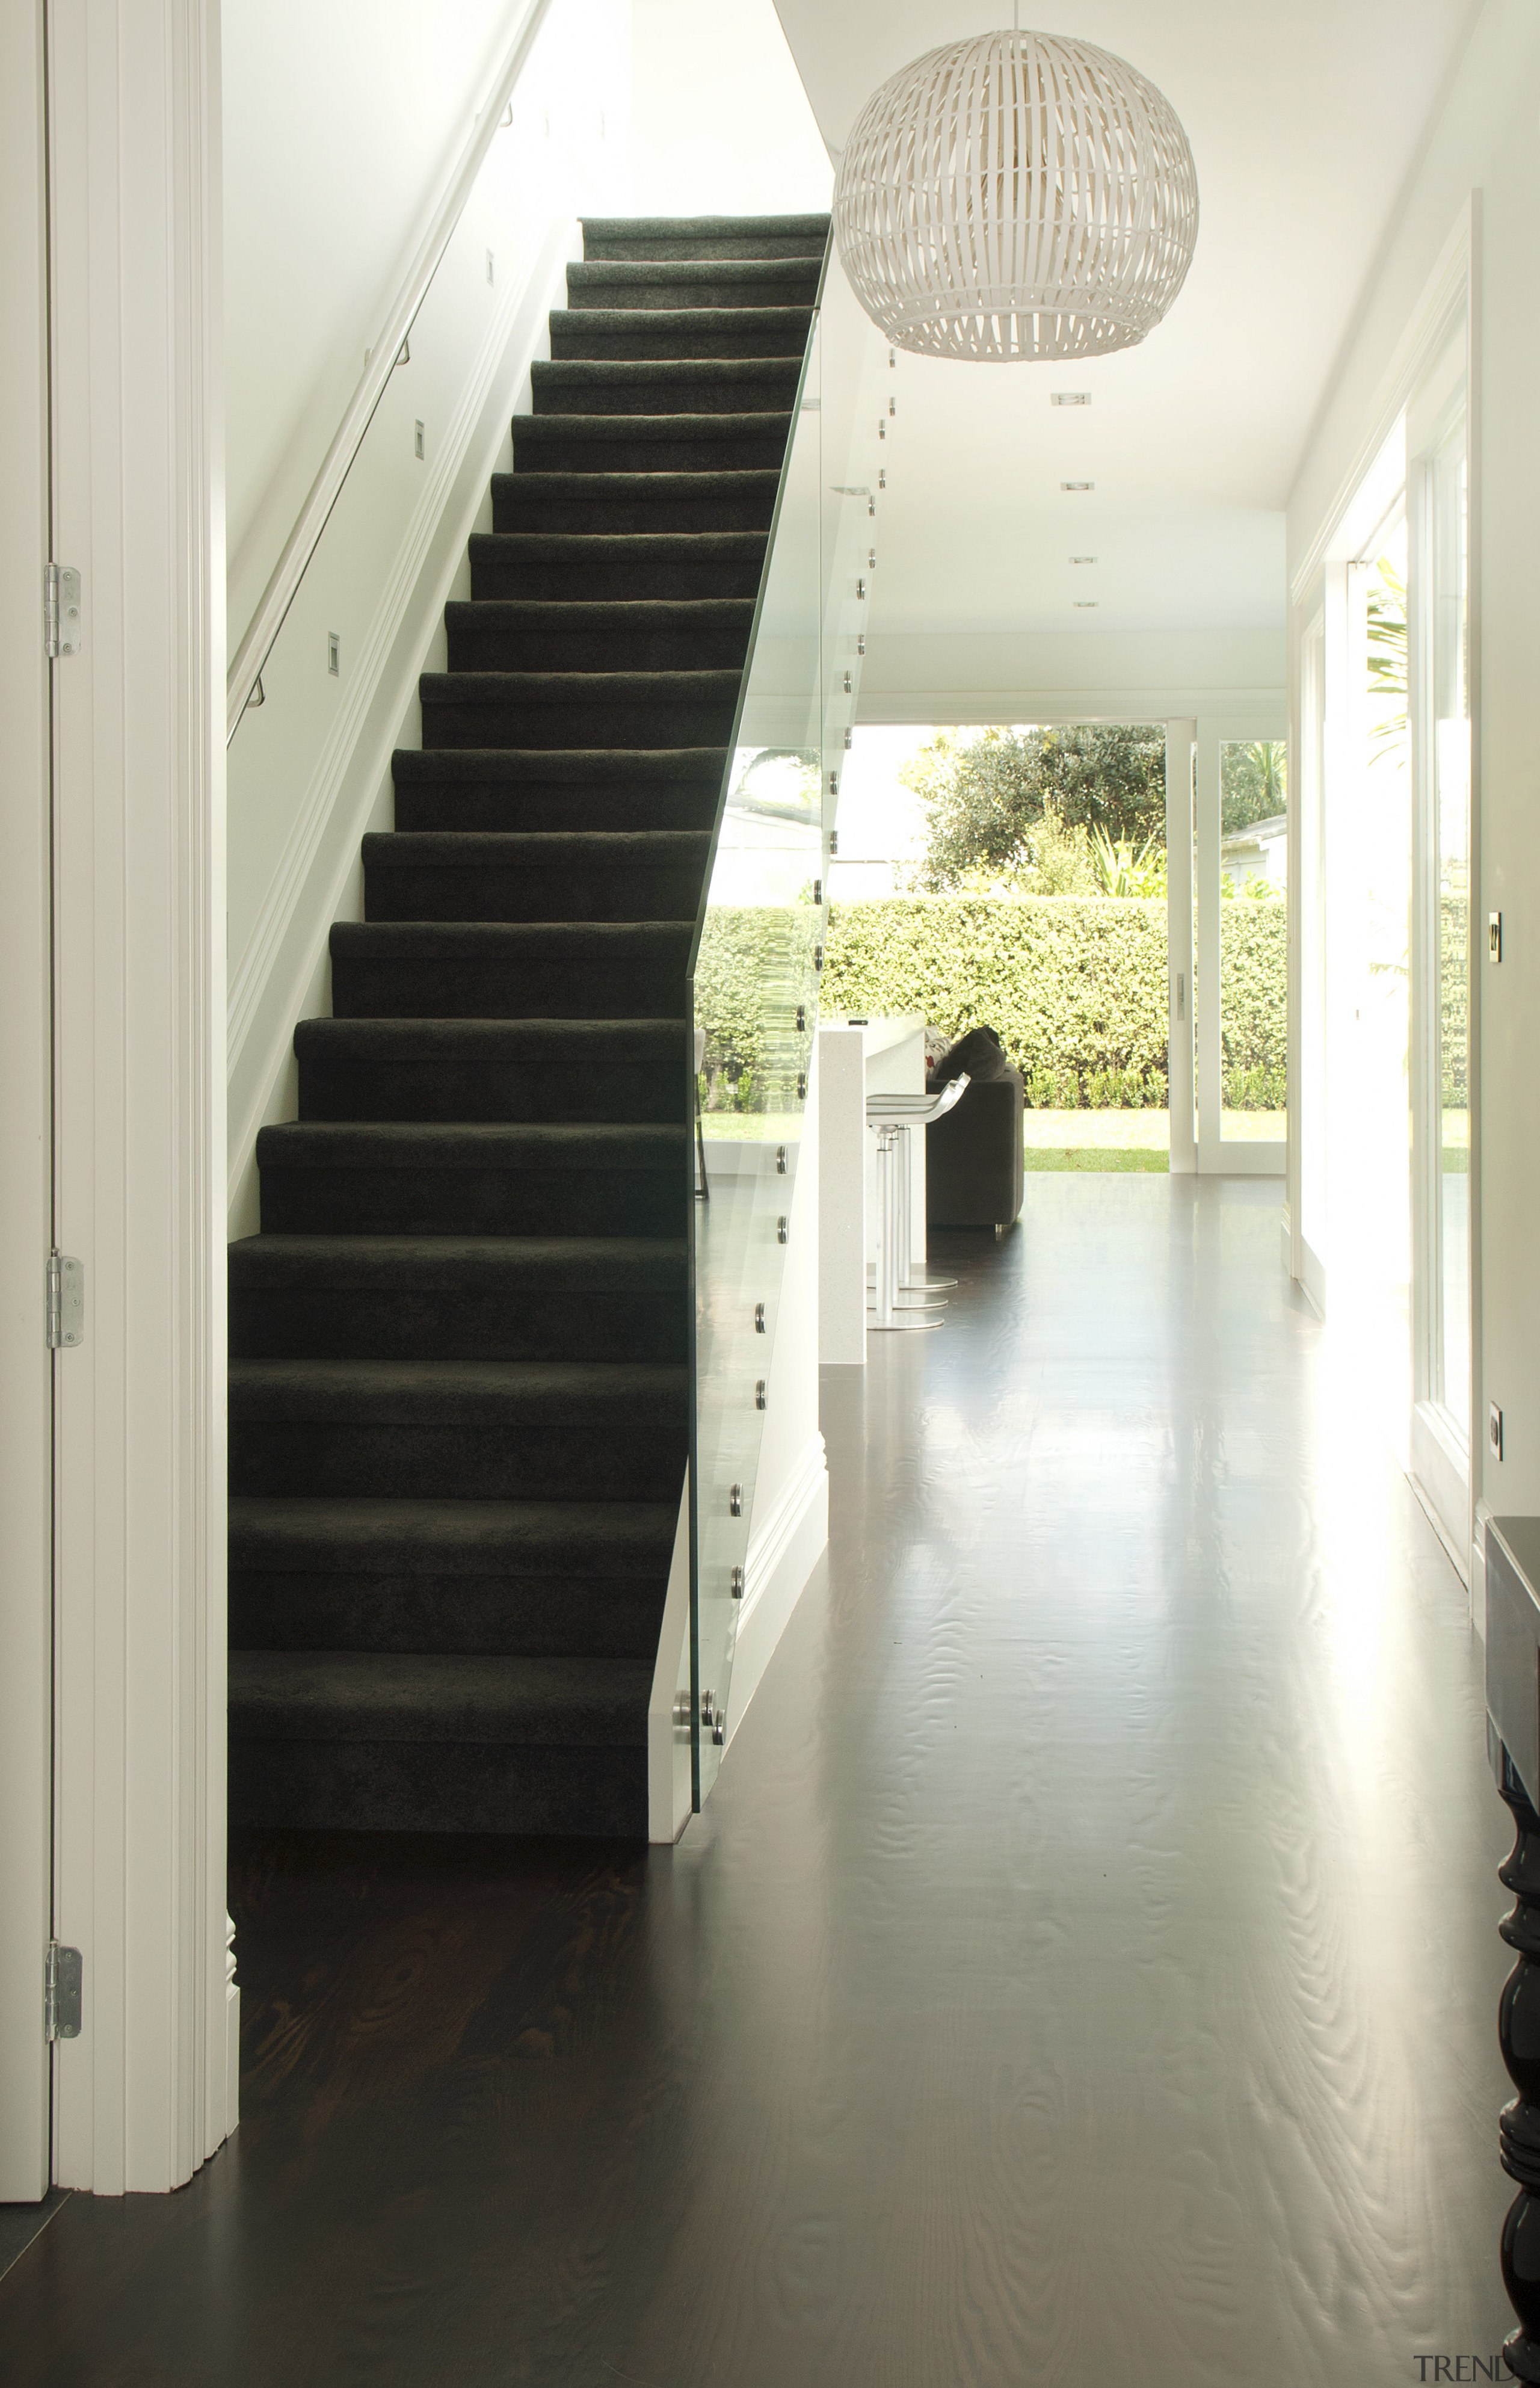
[1486, 1519, 1540, 2381]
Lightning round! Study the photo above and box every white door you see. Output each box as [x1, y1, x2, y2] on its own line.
[0, 0, 60, 2202]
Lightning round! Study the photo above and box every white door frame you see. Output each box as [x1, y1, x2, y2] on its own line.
[48, 0, 235, 2193]
[0, 0, 57, 2204]
[1194, 712, 1288, 1179]
[1165, 719, 1197, 1174]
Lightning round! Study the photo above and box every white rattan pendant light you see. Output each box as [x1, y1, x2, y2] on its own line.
[834, 22, 1198, 362]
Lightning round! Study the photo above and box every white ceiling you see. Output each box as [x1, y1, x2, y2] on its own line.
[773, 0, 1480, 642]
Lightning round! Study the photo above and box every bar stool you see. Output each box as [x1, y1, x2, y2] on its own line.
[865, 1076, 969, 1331]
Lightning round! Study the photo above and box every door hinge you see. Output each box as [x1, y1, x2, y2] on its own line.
[44, 563, 82, 659]
[46, 1943, 82, 2041]
[46, 1251, 84, 1350]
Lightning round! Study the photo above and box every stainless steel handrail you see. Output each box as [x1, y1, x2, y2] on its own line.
[223, 0, 556, 745]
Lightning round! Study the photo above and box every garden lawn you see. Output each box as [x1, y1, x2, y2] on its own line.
[1021, 1108, 1289, 1172]
[1024, 1109, 1169, 1173]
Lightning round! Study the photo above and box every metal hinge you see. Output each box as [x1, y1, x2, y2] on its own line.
[46, 1252, 84, 1350]
[44, 563, 82, 659]
[46, 1943, 82, 2041]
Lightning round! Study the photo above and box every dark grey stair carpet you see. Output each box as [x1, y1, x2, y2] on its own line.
[230, 209, 828, 1840]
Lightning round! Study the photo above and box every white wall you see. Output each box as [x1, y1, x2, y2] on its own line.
[1286, 0, 1540, 1525]
[858, 626, 1286, 726]
[223, 0, 530, 655]
[630, 0, 831, 217]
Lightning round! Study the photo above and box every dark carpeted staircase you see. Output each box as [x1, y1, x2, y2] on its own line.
[228, 214, 828, 1839]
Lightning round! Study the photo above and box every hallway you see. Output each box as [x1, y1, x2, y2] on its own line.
[0, 1177, 1514, 2382]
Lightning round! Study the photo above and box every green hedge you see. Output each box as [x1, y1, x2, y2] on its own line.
[693, 904, 818, 1112]
[821, 895, 1289, 1108]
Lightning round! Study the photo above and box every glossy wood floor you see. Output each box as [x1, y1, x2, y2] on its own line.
[0, 1177, 1516, 2383]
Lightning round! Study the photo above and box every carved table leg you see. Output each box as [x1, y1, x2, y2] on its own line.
[1498, 1750, 1540, 2381]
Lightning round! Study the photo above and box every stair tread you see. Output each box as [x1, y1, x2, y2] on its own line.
[391, 746, 725, 782]
[516, 410, 791, 436]
[419, 669, 740, 697]
[229, 1648, 654, 1746]
[257, 1119, 686, 1165]
[469, 531, 764, 558]
[360, 830, 707, 860]
[568, 258, 821, 286]
[230, 1233, 688, 1288]
[228, 1492, 677, 1571]
[494, 468, 779, 489]
[550, 305, 813, 335]
[443, 597, 753, 625]
[533, 358, 803, 383]
[295, 1012, 686, 1043]
[580, 212, 829, 239]
[230, 1356, 686, 1418]
[332, 918, 689, 944]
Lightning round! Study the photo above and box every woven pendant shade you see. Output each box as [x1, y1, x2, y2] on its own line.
[834, 30, 1198, 362]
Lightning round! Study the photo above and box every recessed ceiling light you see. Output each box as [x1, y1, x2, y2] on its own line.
[1069, 555, 1098, 564]
[1061, 481, 1095, 492]
[1052, 392, 1092, 406]
[1073, 599, 1099, 608]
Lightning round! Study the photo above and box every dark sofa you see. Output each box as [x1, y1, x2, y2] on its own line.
[925, 1026, 1024, 1231]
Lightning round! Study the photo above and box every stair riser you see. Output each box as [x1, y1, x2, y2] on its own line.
[362, 857, 704, 922]
[228, 1739, 646, 1836]
[420, 692, 738, 750]
[566, 268, 821, 310]
[392, 779, 722, 833]
[549, 307, 813, 360]
[531, 365, 802, 416]
[492, 475, 777, 533]
[444, 609, 751, 674]
[469, 545, 764, 602]
[330, 948, 689, 1021]
[298, 1048, 683, 1124]
[259, 1165, 688, 1239]
[231, 1408, 685, 1501]
[513, 426, 789, 474]
[230, 1285, 687, 1365]
[230, 1571, 668, 1658]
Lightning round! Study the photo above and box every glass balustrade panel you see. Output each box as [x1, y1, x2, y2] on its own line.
[689, 315, 824, 1803]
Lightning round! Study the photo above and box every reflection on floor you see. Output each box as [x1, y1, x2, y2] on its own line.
[0, 1176, 1512, 2383]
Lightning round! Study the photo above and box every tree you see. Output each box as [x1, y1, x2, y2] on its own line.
[901, 723, 1167, 891]
[1221, 740, 1287, 834]
[1366, 556, 1407, 761]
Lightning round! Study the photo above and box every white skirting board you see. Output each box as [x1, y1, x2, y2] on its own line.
[724, 1433, 828, 1749]
[1471, 1501, 1491, 1644]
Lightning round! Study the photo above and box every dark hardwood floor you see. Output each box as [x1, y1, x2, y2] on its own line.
[0, 1176, 1515, 2383]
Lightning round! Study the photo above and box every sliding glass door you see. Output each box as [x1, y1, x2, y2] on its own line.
[1409, 386, 1471, 1536]
[1290, 320, 1473, 1559]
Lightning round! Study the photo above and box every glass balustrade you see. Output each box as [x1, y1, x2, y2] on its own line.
[687, 268, 888, 1803]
